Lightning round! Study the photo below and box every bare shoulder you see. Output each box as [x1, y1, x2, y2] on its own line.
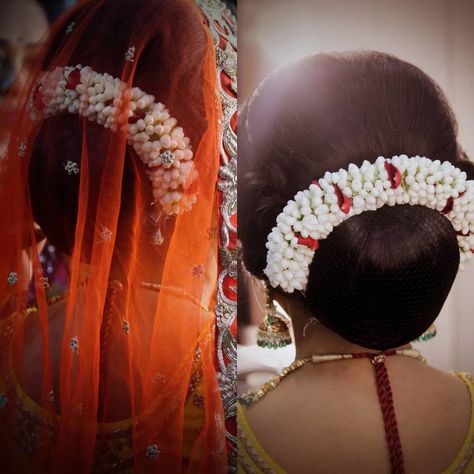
[391, 361, 472, 473]
[390, 359, 471, 418]
[242, 359, 472, 474]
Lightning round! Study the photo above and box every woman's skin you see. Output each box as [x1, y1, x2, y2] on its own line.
[243, 294, 471, 474]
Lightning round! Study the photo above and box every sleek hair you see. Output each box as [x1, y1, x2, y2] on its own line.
[239, 51, 473, 350]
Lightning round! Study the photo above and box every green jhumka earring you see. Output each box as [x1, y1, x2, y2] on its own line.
[256, 283, 292, 349]
[413, 324, 437, 342]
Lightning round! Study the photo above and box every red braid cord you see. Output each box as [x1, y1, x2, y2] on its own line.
[350, 350, 405, 473]
[370, 354, 405, 474]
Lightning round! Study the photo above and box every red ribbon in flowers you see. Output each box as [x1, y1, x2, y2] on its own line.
[384, 162, 402, 189]
[65, 69, 81, 90]
[128, 110, 146, 124]
[295, 233, 319, 250]
[441, 197, 454, 214]
[334, 184, 351, 214]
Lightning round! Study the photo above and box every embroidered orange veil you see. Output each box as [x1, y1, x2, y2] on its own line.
[0, 0, 233, 471]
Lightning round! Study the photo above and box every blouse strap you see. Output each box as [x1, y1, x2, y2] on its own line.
[237, 402, 285, 473]
[443, 372, 474, 473]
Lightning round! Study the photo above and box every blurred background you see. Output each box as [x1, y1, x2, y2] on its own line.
[0, 0, 76, 100]
[0, 0, 76, 155]
[238, 0, 474, 392]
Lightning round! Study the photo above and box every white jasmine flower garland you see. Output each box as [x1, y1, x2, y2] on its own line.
[31, 65, 197, 215]
[264, 155, 474, 293]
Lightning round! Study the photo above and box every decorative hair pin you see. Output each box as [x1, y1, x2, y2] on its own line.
[125, 46, 136, 62]
[64, 160, 79, 175]
[30, 65, 197, 215]
[264, 155, 474, 293]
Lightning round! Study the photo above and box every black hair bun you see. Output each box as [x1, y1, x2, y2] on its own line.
[239, 51, 473, 349]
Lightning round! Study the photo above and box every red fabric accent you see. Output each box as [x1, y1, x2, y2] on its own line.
[441, 197, 454, 214]
[65, 69, 81, 90]
[295, 232, 319, 250]
[311, 179, 321, 189]
[128, 111, 146, 123]
[333, 184, 351, 214]
[384, 162, 402, 189]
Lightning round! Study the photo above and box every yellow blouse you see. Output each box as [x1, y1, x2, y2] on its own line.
[0, 310, 206, 472]
[237, 372, 474, 474]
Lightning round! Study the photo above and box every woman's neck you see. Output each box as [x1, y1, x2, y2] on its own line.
[291, 314, 412, 360]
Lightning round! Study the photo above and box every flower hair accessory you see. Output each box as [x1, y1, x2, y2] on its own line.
[264, 155, 474, 293]
[30, 65, 196, 215]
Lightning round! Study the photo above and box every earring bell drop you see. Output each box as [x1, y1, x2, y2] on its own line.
[413, 324, 437, 343]
[256, 283, 292, 349]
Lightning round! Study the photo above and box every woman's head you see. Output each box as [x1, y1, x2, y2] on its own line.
[239, 51, 473, 350]
[26, 0, 208, 262]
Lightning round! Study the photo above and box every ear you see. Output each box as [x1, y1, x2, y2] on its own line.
[272, 287, 307, 320]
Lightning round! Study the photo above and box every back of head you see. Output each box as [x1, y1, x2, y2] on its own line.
[28, 0, 208, 263]
[239, 51, 474, 350]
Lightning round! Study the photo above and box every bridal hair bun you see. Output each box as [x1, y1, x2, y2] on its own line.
[239, 51, 474, 349]
[265, 155, 474, 293]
